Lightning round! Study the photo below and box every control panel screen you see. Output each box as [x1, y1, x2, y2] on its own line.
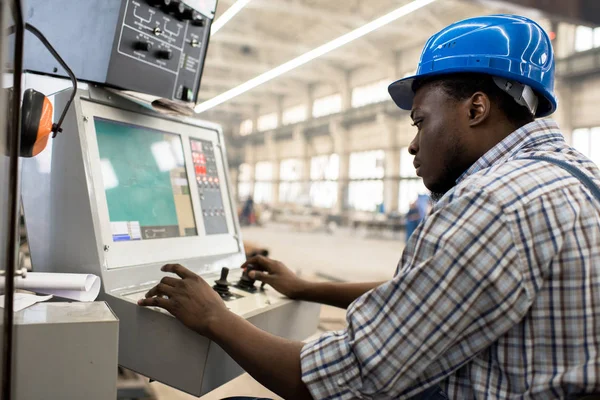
[190, 139, 229, 235]
[95, 118, 198, 241]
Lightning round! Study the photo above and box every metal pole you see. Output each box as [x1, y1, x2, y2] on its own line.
[2, 0, 24, 397]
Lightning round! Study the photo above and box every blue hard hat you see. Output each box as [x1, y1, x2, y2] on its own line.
[388, 14, 557, 117]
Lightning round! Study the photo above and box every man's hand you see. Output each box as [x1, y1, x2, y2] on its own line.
[138, 263, 314, 400]
[242, 255, 308, 299]
[137, 263, 228, 337]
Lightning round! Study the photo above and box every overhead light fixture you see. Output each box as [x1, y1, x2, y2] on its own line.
[195, 0, 438, 114]
[211, 0, 253, 36]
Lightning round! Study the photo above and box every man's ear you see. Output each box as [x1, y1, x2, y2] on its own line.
[467, 91, 491, 127]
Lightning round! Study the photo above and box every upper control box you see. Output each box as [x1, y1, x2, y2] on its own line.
[22, 0, 216, 102]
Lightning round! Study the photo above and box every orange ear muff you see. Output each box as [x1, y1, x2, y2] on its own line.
[20, 88, 53, 158]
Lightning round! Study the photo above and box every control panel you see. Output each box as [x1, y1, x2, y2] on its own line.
[190, 138, 229, 235]
[24, 0, 216, 102]
[111, 0, 209, 101]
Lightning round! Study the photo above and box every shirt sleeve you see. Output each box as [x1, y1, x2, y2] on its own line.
[300, 188, 534, 400]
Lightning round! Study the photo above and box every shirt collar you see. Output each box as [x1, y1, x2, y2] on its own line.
[456, 119, 564, 184]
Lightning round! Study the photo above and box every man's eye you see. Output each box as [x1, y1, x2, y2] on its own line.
[412, 120, 423, 128]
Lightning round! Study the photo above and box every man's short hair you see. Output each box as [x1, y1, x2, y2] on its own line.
[412, 73, 536, 128]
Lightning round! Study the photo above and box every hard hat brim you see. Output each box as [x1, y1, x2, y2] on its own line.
[388, 76, 417, 112]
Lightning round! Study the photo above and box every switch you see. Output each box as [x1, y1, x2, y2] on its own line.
[134, 41, 153, 51]
[182, 86, 193, 102]
[156, 49, 173, 60]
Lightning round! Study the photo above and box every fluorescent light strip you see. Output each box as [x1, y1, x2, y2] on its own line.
[195, 0, 437, 114]
[211, 0, 253, 36]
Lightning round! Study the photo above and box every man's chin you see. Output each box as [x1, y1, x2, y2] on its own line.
[425, 181, 455, 203]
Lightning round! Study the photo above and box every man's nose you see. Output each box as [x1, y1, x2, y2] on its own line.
[408, 135, 418, 156]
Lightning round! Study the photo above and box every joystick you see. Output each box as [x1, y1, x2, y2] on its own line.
[236, 266, 257, 293]
[213, 267, 232, 298]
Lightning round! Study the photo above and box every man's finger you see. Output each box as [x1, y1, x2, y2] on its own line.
[137, 296, 172, 311]
[242, 256, 272, 273]
[145, 283, 176, 299]
[160, 276, 181, 287]
[162, 264, 196, 279]
[248, 270, 272, 283]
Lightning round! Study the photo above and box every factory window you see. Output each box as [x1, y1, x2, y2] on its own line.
[348, 150, 385, 211]
[254, 161, 274, 204]
[282, 105, 307, 125]
[279, 159, 304, 204]
[239, 119, 253, 136]
[349, 150, 385, 179]
[313, 94, 342, 118]
[238, 163, 253, 201]
[257, 112, 278, 131]
[398, 147, 428, 214]
[575, 26, 600, 52]
[573, 127, 600, 166]
[309, 154, 339, 208]
[351, 79, 390, 108]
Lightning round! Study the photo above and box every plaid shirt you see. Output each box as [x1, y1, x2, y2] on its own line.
[301, 119, 600, 399]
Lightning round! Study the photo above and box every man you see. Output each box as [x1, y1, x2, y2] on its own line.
[139, 15, 600, 399]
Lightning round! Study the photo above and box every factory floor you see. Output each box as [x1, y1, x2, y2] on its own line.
[151, 223, 405, 399]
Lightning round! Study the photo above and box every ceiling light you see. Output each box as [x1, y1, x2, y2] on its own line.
[195, 0, 437, 114]
[211, 0, 253, 36]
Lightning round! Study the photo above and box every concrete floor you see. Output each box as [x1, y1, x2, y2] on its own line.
[153, 224, 404, 399]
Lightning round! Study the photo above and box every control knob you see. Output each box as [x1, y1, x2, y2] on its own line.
[134, 41, 153, 52]
[213, 267, 232, 298]
[156, 49, 173, 60]
[236, 266, 257, 293]
[147, 0, 171, 8]
[190, 11, 205, 27]
[167, 0, 187, 15]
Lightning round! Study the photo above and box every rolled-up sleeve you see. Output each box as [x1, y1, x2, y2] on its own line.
[300, 189, 533, 399]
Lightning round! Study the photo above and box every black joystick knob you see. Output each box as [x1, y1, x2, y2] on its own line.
[236, 266, 257, 293]
[213, 267, 232, 298]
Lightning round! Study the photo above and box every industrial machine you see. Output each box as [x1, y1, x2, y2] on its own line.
[20, 85, 320, 396]
[22, 0, 216, 102]
[14, 0, 320, 396]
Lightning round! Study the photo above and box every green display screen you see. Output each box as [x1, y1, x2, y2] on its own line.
[94, 118, 197, 241]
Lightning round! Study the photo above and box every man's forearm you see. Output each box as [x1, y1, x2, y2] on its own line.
[208, 312, 313, 400]
[298, 281, 384, 309]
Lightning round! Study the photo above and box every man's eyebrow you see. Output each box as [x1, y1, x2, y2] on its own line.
[410, 109, 416, 121]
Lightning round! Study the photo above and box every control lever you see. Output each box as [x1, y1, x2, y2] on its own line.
[236, 266, 257, 293]
[213, 267, 232, 298]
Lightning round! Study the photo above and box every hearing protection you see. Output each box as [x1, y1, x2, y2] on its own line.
[7, 87, 53, 157]
[7, 23, 77, 158]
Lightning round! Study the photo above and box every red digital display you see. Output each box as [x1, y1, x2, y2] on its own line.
[195, 165, 207, 175]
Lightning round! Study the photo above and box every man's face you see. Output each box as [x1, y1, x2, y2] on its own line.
[409, 83, 473, 199]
